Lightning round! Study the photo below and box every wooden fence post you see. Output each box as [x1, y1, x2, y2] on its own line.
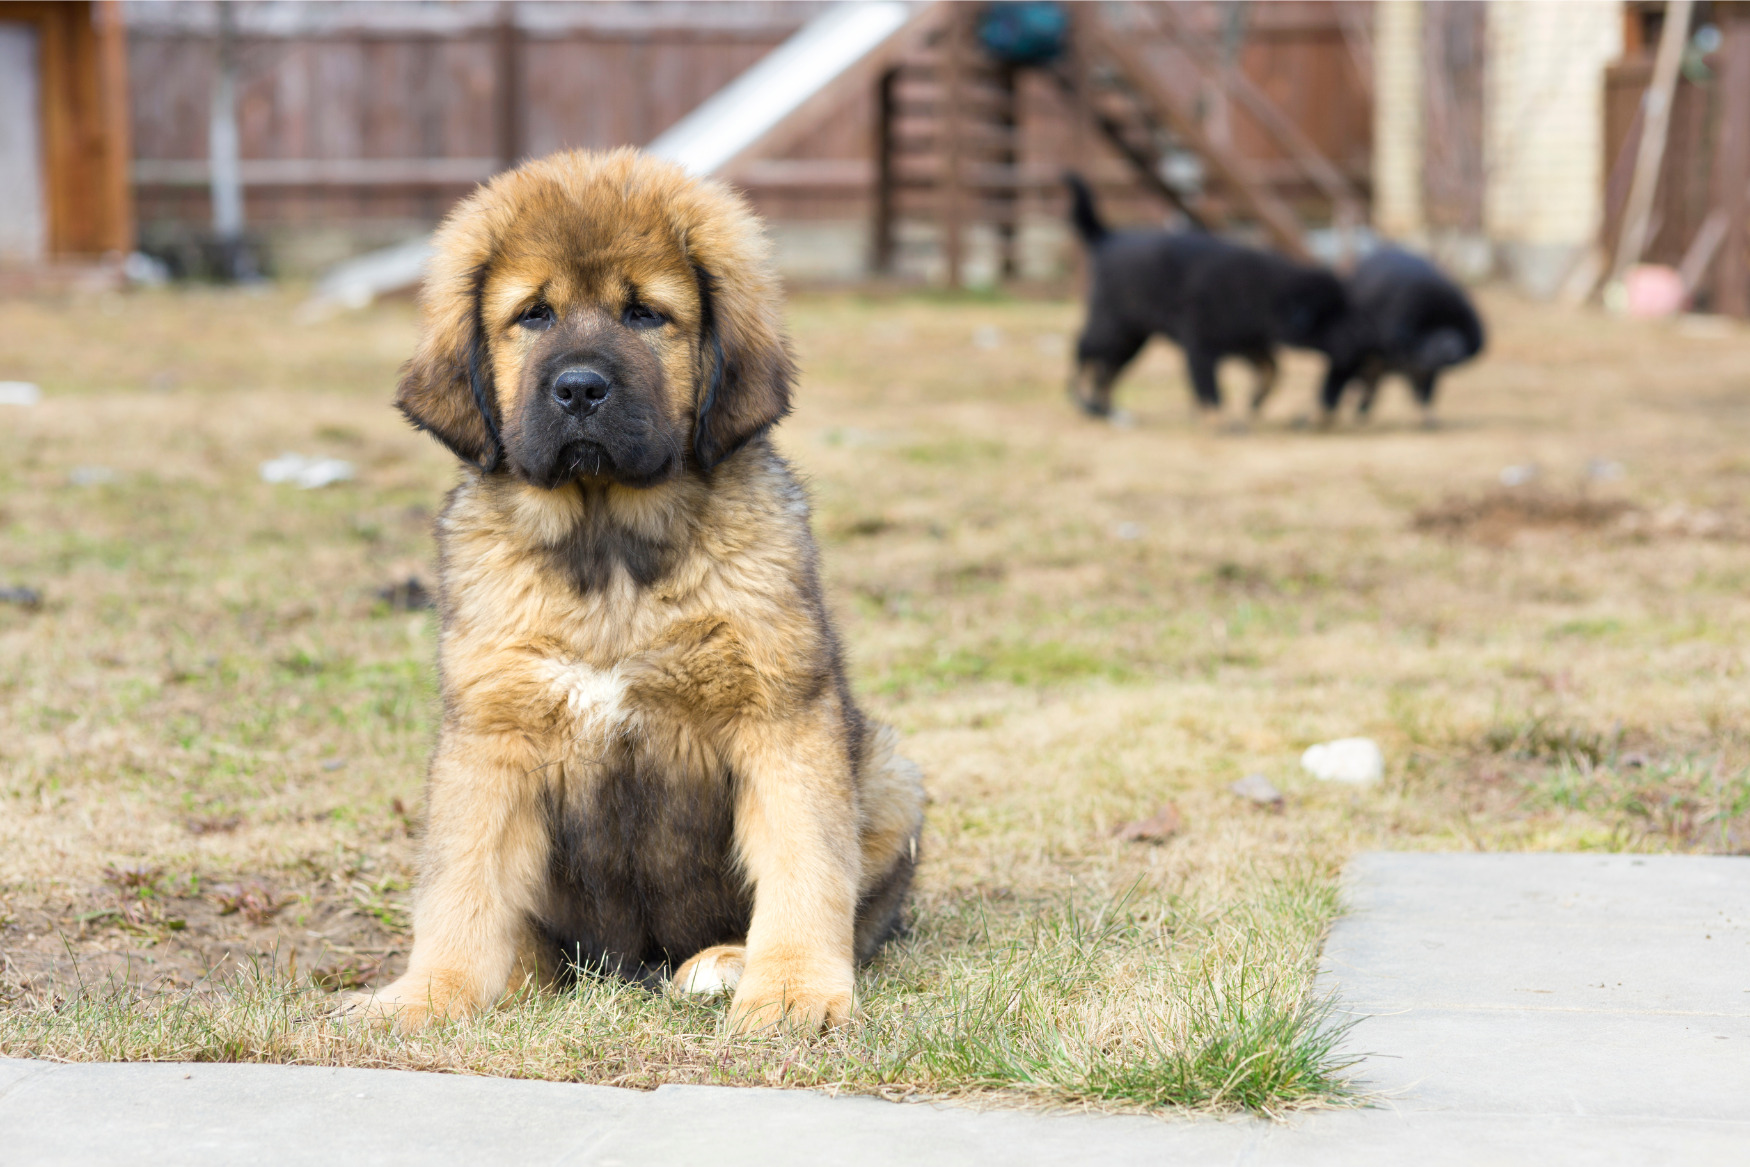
[941, 4, 967, 290]
[1714, 2, 1750, 317]
[872, 66, 899, 276]
[495, 3, 522, 172]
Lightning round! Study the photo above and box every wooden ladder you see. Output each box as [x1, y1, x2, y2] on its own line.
[872, 5, 1023, 285]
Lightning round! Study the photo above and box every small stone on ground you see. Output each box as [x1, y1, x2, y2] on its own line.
[1230, 773, 1284, 808]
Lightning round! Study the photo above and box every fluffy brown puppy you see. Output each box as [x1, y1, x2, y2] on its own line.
[345, 148, 924, 1035]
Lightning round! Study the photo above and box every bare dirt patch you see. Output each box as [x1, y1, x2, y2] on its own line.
[1413, 488, 1635, 546]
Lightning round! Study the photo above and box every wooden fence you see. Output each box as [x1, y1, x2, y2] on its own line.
[123, 1, 1375, 266]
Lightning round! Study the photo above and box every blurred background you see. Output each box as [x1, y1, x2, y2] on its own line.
[2, 0, 1743, 310]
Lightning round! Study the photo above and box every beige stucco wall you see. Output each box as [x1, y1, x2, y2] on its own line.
[1373, 1, 1426, 241]
[1484, 0, 1624, 294]
[1372, 1, 1624, 294]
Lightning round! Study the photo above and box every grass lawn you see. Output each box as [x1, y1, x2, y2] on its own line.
[2, 282, 1748, 1113]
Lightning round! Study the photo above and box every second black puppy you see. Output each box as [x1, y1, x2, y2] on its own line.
[1319, 247, 1484, 426]
[1066, 174, 1346, 419]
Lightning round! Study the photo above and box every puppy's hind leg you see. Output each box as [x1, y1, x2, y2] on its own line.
[1247, 352, 1281, 418]
[1410, 370, 1441, 429]
[1316, 359, 1358, 430]
[1068, 361, 1113, 417]
[672, 945, 746, 997]
[1069, 330, 1145, 420]
[1185, 348, 1224, 422]
[1354, 371, 1385, 422]
[852, 723, 926, 962]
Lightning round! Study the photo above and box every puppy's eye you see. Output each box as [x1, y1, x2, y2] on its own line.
[623, 303, 667, 330]
[517, 303, 555, 330]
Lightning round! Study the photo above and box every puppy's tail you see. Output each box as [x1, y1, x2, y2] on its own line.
[1063, 172, 1107, 246]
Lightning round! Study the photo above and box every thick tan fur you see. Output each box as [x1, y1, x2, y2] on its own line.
[345, 149, 924, 1034]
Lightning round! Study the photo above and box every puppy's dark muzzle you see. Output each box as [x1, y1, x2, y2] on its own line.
[551, 367, 611, 417]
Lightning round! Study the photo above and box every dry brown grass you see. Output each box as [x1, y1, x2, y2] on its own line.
[2, 282, 1749, 1108]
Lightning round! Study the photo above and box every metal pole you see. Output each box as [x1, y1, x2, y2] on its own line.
[208, 0, 248, 276]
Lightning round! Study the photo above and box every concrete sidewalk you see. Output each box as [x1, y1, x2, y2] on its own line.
[4, 852, 1746, 1165]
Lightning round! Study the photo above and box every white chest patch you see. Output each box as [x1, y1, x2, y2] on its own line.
[541, 660, 634, 744]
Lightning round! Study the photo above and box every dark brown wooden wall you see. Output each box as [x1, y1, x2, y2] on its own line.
[127, 8, 830, 228]
[2, 0, 133, 256]
[1604, 58, 1722, 269]
[125, 1, 1371, 235]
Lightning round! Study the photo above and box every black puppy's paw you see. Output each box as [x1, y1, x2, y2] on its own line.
[1067, 387, 1112, 419]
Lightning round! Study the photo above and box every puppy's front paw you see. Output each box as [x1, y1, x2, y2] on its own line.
[726, 954, 853, 1035]
[332, 975, 457, 1032]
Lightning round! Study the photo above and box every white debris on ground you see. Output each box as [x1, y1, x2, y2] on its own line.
[259, 453, 356, 490]
[123, 252, 170, 287]
[1587, 458, 1626, 481]
[1498, 463, 1539, 486]
[972, 325, 1004, 350]
[0, 382, 42, 406]
[1230, 773, 1285, 808]
[68, 466, 117, 486]
[1301, 737, 1385, 785]
[1112, 521, 1143, 540]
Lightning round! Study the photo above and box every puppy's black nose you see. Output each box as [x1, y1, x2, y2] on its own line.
[552, 367, 611, 415]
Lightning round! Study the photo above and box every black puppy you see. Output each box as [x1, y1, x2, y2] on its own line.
[1065, 173, 1347, 419]
[1320, 247, 1484, 427]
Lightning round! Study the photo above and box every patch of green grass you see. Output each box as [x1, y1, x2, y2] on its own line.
[877, 639, 1132, 693]
[1482, 714, 1617, 766]
[900, 437, 1008, 466]
[1547, 617, 1625, 641]
[0, 878, 1353, 1113]
[1529, 755, 1750, 851]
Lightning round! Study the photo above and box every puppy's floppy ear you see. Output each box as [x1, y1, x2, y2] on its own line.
[689, 260, 796, 471]
[395, 222, 503, 471]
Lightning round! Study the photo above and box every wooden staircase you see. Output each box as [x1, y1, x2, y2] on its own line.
[870, 1, 1366, 285]
[872, 10, 1024, 284]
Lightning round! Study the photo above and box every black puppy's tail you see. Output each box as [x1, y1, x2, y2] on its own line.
[1063, 172, 1107, 246]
